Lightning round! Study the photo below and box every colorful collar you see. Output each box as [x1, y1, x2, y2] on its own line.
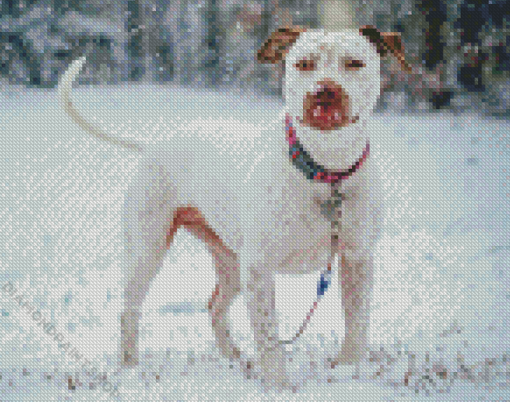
[285, 114, 370, 185]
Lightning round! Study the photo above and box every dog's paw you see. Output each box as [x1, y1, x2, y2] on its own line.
[240, 357, 293, 392]
[328, 345, 367, 369]
[257, 348, 295, 392]
[120, 350, 139, 368]
[259, 374, 295, 393]
[242, 347, 292, 392]
[329, 354, 356, 369]
[239, 358, 257, 380]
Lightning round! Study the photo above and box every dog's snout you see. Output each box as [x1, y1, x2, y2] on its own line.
[301, 80, 353, 131]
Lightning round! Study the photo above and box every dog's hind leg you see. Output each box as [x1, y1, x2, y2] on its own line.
[120, 161, 180, 366]
[182, 210, 242, 362]
[120, 161, 241, 366]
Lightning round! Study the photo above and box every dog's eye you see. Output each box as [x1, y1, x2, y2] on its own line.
[294, 59, 316, 71]
[346, 60, 365, 70]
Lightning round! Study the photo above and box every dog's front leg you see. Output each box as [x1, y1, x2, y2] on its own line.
[246, 267, 288, 390]
[332, 253, 374, 368]
[332, 175, 383, 369]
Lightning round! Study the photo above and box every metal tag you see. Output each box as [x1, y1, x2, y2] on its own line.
[319, 187, 342, 221]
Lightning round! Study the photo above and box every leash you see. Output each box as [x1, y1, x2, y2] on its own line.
[279, 115, 369, 345]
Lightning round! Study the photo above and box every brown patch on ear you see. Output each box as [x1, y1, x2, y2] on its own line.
[257, 26, 307, 64]
[360, 25, 413, 73]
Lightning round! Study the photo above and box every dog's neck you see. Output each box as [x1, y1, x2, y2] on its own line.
[285, 113, 370, 173]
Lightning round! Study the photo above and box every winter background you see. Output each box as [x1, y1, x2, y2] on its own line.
[1, 0, 510, 400]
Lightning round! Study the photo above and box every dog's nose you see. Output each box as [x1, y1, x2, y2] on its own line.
[315, 79, 344, 97]
[316, 87, 338, 101]
[315, 80, 345, 100]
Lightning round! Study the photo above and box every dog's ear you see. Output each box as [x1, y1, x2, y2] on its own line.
[257, 26, 307, 64]
[360, 25, 413, 73]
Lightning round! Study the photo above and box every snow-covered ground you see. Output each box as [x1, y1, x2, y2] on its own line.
[0, 84, 509, 400]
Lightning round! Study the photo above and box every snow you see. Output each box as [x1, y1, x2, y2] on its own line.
[0, 84, 509, 400]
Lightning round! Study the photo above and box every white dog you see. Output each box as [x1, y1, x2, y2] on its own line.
[59, 25, 411, 389]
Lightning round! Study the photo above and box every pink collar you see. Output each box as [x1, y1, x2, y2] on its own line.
[285, 114, 370, 185]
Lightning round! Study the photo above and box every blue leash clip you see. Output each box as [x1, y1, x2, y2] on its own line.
[317, 270, 332, 297]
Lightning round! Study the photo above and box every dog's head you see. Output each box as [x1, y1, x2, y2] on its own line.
[259, 26, 410, 131]
[258, 26, 411, 169]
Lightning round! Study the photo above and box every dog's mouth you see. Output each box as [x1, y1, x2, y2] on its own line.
[301, 82, 358, 131]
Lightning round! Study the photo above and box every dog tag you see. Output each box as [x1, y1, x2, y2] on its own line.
[319, 187, 342, 221]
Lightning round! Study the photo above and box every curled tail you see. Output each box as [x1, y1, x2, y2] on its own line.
[58, 55, 143, 152]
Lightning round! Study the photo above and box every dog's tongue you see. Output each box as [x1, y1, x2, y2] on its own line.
[312, 103, 342, 124]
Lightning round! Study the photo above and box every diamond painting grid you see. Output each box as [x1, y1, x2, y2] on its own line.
[1, 7, 510, 402]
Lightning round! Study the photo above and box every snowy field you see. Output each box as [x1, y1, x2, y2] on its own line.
[0, 84, 509, 400]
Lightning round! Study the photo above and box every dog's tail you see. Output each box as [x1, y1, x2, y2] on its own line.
[58, 56, 143, 152]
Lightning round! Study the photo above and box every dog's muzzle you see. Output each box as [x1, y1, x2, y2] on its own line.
[302, 82, 359, 131]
